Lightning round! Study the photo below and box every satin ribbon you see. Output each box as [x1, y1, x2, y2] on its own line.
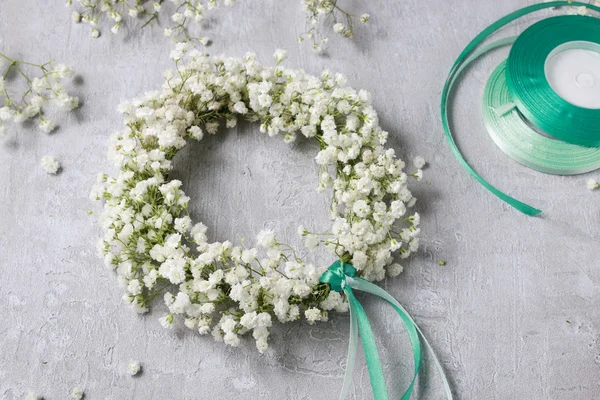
[484, 60, 600, 175]
[506, 16, 600, 147]
[320, 260, 453, 400]
[448, 34, 600, 176]
[441, 1, 600, 216]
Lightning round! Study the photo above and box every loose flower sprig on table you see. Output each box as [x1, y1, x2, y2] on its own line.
[0, 53, 78, 136]
[67, 0, 236, 44]
[67, 0, 369, 53]
[300, 0, 369, 52]
[91, 46, 423, 353]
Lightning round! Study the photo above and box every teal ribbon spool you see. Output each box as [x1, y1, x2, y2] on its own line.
[484, 60, 600, 175]
[506, 15, 600, 147]
[320, 261, 453, 400]
[441, 1, 600, 216]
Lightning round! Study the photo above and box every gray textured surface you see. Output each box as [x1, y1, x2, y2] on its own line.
[1, 1, 599, 399]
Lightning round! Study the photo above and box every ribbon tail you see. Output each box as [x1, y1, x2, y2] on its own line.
[441, 35, 542, 216]
[352, 278, 453, 400]
[339, 287, 359, 400]
[346, 287, 390, 400]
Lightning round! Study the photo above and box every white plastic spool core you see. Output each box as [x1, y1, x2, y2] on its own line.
[545, 41, 600, 110]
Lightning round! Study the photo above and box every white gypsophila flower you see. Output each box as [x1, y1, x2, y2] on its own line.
[172, 12, 184, 23]
[413, 170, 423, 181]
[305, 307, 326, 324]
[70, 387, 84, 399]
[256, 229, 277, 248]
[41, 155, 60, 174]
[93, 52, 421, 353]
[333, 23, 345, 34]
[587, 179, 599, 191]
[159, 314, 174, 328]
[188, 125, 203, 140]
[273, 49, 287, 64]
[387, 263, 403, 277]
[304, 234, 319, 249]
[413, 156, 426, 169]
[24, 393, 40, 400]
[127, 360, 141, 376]
[39, 119, 57, 134]
[174, 216, 192, 233]
[360, 13, 370, 23]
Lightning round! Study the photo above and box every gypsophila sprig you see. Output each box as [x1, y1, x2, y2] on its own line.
[0, 54, 78, 137]
[67, 0, 369, 53]
[67, 0, 235, 46]
[91, 48, 422, 353]
[300, 1, 369, 52]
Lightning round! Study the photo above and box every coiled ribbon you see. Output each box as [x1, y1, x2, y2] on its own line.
[319, 260, 453, 400]
[506, 16, 600, 147]
[484, 60, 600, 175]
[441, 1, 600, 216]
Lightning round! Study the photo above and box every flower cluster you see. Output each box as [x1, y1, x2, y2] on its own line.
[91, 48, 422, 352]
[300, 0, 369, 52]
[67, 0, 236, 44]
[0, 54, 78, 137]
[587, 178, 599, 191]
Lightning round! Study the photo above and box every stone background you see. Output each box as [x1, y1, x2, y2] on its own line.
[1, 1, 599, 399]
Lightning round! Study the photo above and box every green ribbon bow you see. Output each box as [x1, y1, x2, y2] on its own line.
[320, 261, 453, 399]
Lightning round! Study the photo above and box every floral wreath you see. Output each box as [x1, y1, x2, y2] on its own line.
[91, 45, 423, 355]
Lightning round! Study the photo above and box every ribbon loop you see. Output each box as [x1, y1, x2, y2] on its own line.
[320, 260, 453, 400]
